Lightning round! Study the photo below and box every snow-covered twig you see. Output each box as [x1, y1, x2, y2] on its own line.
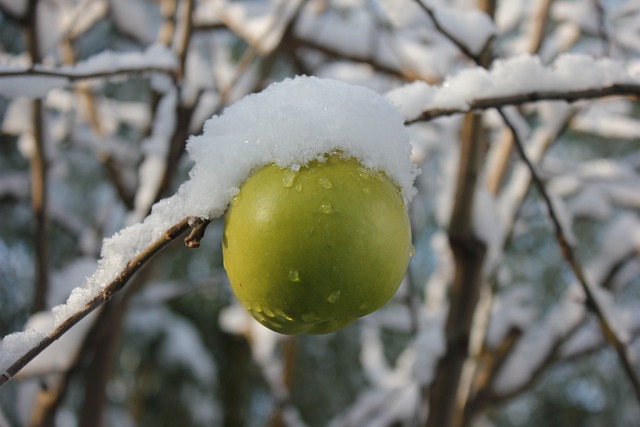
[498, 107, 640, 405]
[0, 218, 193, 387]
[407, 83, 640, 123]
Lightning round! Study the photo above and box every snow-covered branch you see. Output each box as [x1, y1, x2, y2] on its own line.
[387, 54, 640, 123]
[0, 218, 192, 387]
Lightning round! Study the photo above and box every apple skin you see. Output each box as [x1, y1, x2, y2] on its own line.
[222, 154, 412, 334]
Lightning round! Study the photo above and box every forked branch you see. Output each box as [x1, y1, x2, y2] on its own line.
[498, 107, 640, 405]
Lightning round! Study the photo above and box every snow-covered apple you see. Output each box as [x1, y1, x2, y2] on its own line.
[222, 153, 412, 334]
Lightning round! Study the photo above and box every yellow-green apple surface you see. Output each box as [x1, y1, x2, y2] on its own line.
[222, 154, 412, 334]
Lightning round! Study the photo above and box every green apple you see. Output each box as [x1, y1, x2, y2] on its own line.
[222, 154, 412, 334]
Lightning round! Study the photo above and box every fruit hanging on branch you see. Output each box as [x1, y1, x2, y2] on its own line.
[179, 75, 418, 334]
[223, 154, 412, 334]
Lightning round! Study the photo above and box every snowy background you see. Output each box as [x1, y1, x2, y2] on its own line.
[1, 0, 640, 426]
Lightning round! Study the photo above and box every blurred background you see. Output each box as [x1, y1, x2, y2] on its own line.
[1, 0, 640, 426]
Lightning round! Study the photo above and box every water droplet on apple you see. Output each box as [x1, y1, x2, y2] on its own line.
[361, 186, 370, 194]
[409, 244, 415, 257]
[263, 306, 275, 318]
[320, 199, 333, 214]
[318, 177, 332, 189]
[253, 312, 267, 322]
[282, 170, 297, 188]
[295, 182, 303, 192]
[326, 289, 341, 303]
[231, 194, 242, 206]
[275, 309, 293, 321]
[288, 268, 300, 282]
[302, 312, 320, 323]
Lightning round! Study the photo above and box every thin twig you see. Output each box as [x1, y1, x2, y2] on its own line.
[0, 65, 176, 82]
[414, 0, 488, 64]
[498, 107, 640, 405]
[0, 218, 193, 387]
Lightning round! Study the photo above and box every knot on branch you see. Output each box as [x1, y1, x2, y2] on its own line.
[185, 217, 211, 248]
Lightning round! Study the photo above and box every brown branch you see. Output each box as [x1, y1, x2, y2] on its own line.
[462, 327, 523, 424]
[426, 113, 488, 427]
[98, 152, 135, 210]
[22, 0, 49, 314]
[485, 0, 553, 195]
[421, 3, 493, 426]
[0, 217, 193, 387]
[498, 107, 640, 406]
[0, 65, 176, 82]
[158, 0, 178, 46]
[174, 0, 195, 80]
[470, 247, 640, 409]
[407, 83, 640, 123]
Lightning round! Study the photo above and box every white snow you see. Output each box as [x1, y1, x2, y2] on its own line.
[182, 75, 417, 219]
[0, 75, 415, 377]
[387, 54, 638, 121]
[0, 73, 68, 98]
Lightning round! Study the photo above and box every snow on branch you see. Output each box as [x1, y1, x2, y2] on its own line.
[0, 44, 178, 98]
[386, 54, 640, 123]
[0, 218, 192, 387]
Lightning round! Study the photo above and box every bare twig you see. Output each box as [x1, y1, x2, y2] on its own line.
[174, 0, 195, 80]
[0, 218, 194, 387]
[498, 107, 640, 405]
[485, 0, 553, 195]
[414, 0, 491, 64]
[0, 65, 176, 82]
[592, 0, 611, 57]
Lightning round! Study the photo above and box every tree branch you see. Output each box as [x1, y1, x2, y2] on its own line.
[498, 107, 640, 406]
[426, 113, 488, 427]
[406, 83, 640, 123]
[0, 65, 175, 82]
[0, 217, 195, 387]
